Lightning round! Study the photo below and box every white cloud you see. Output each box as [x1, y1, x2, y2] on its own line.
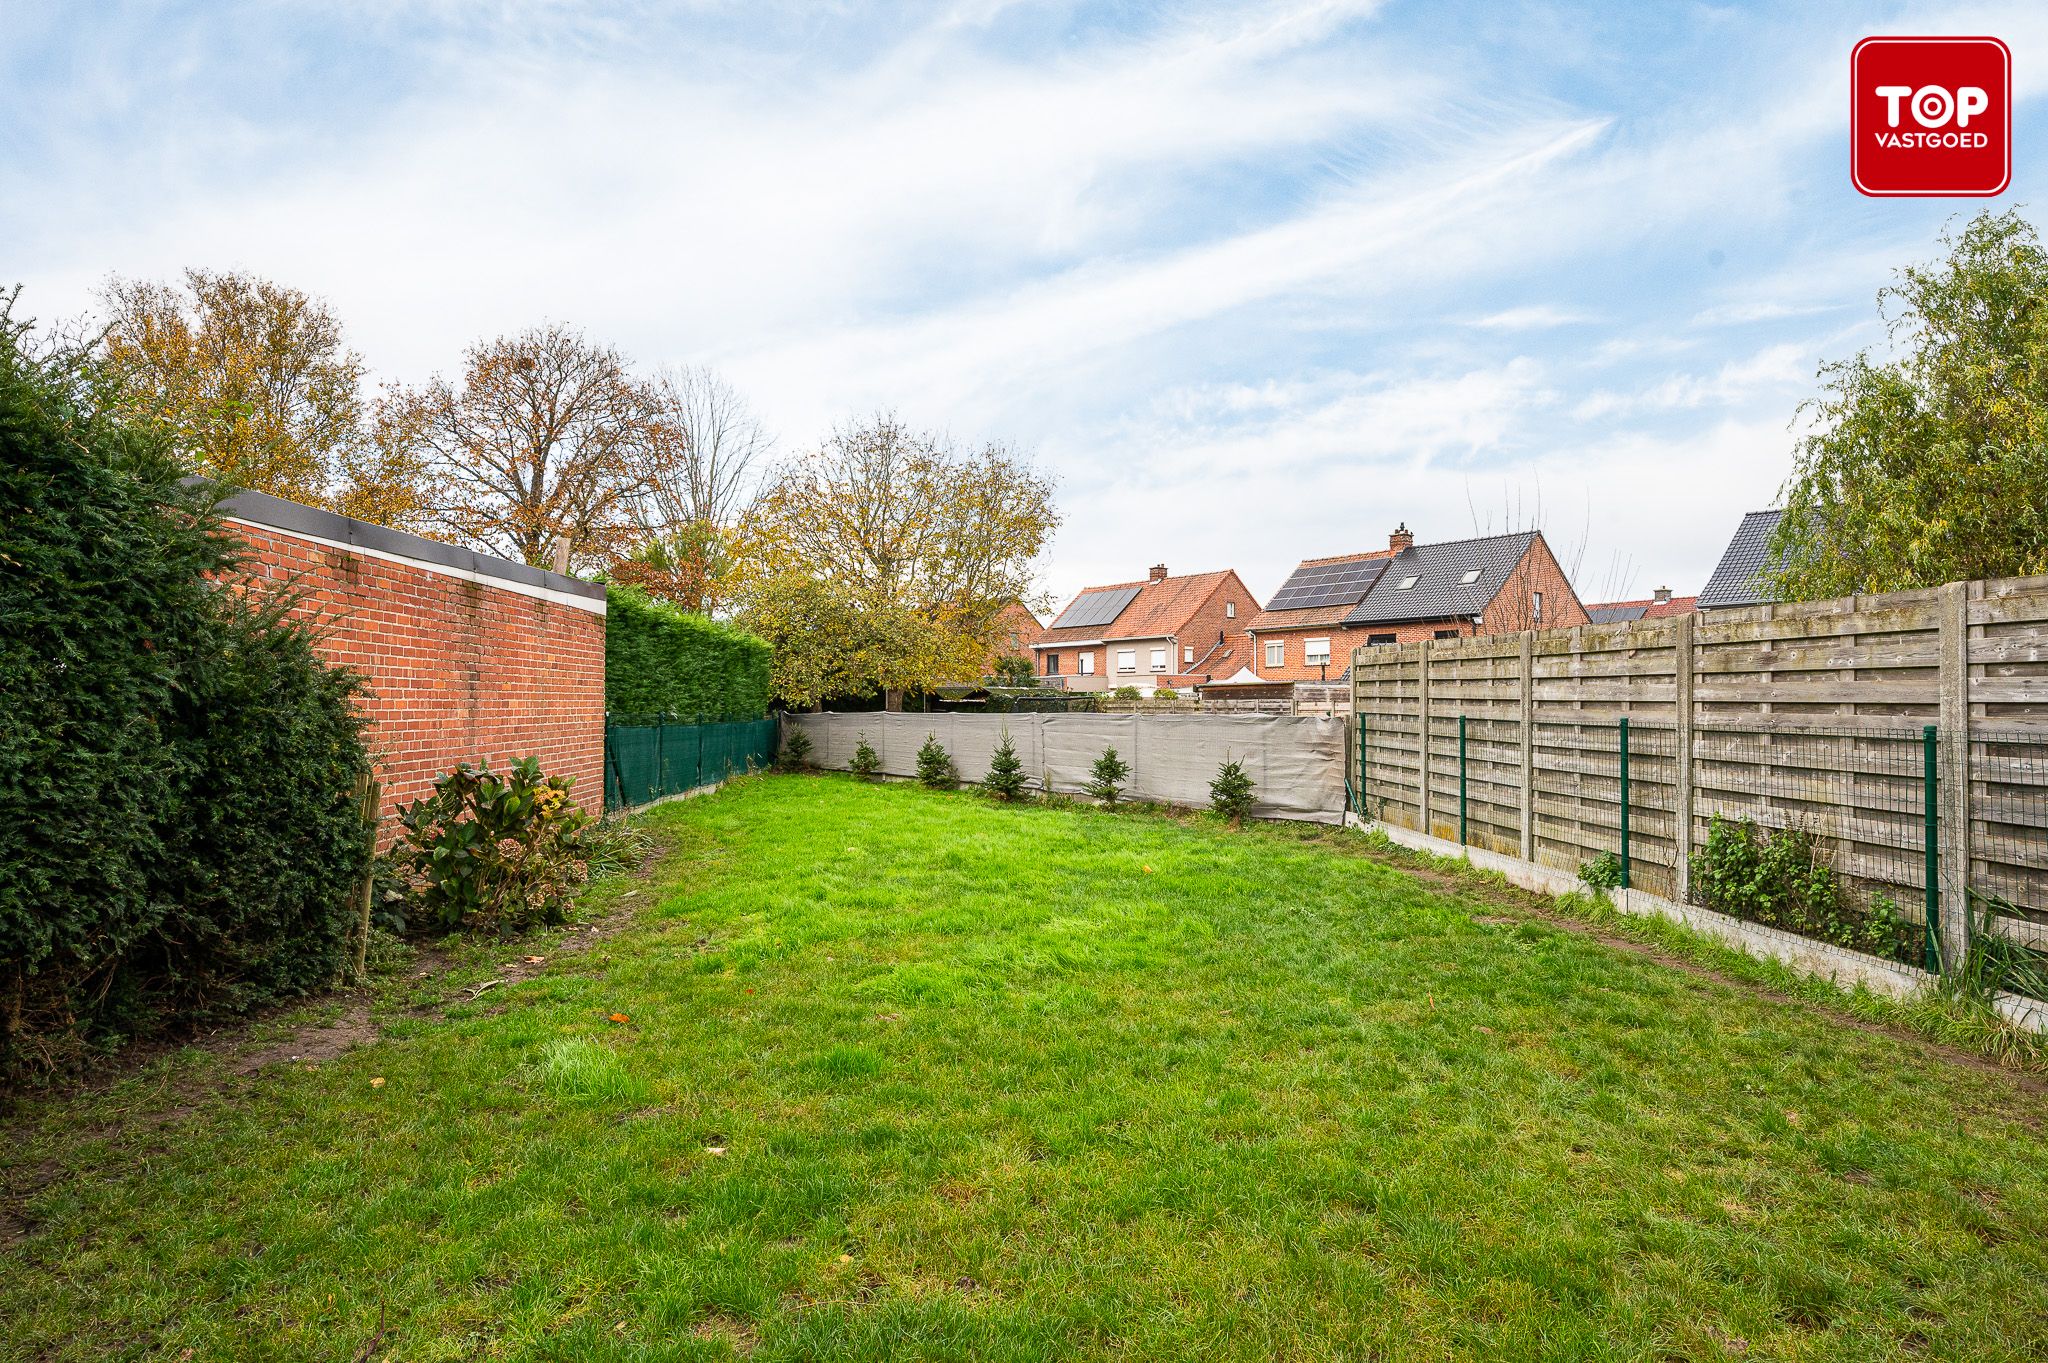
[1468, 305, 1595, 331]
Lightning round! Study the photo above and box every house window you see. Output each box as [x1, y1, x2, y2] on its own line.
[1306, 637, 1331, 665]
[1149, 647, 1167, 672]
[1079, 652, 1095, 675]
[1367, 633, 1395, 645]
[1116, 648, 1136, 672]
[1183, 646, 1194, 664]
[1044, 653, 1060, 675]
[1532, 590, 1543, 624]
[1265, 640, 1285, 668]
[1460, 569, 1481, 584]
[1225, 602, 1236, 618]
[1434, 628, 1459, 640]
[1397, 575, 1419, 590]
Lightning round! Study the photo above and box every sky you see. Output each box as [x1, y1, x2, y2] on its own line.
[5, 0, 2045, 612]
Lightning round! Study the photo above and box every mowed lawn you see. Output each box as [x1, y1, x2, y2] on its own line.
[6, 777, 2048, 1362]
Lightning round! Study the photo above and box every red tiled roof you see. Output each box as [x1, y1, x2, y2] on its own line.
[1034, 569, 1252, 647]
[1588, 594, 1699, 620]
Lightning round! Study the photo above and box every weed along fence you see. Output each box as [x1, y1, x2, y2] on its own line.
[1349, 575, 2048, 1018]
[785, 711, 1347, 822]
[604, 715, 778, 812]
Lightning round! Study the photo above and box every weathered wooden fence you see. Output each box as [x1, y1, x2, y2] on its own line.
[1350, 575, 2048, 971]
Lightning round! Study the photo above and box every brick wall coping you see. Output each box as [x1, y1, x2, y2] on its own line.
[215, 487, 607, 614]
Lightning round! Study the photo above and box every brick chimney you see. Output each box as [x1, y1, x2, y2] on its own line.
[1149, 563, 1168, 583]
[1389, 523, 1414, 553]
[1653, 585, 1672, 604]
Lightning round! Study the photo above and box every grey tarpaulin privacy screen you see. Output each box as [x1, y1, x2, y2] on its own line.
[783, 712, 1346, 822]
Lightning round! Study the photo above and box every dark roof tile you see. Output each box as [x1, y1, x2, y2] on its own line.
[1697, 510, 1785, 610]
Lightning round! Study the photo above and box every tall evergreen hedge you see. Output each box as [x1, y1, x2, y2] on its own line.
[605, 586, 772, 720]
[0, 302, 371, 1081]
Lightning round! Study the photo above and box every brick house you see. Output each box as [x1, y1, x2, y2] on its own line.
[1033, 564, 1259, 691]
[1584, 587, 1697, 624]
[990, 600, 1044, 664]
[1245, 524, 1588, 681]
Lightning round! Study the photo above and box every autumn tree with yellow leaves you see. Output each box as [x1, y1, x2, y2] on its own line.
[99, 269, 366, 506]
[734, 415, 1058, 709]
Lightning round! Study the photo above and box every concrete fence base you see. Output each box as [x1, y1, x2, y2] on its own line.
[1349, 815, 2048, 1035]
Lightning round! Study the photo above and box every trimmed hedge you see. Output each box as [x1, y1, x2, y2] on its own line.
[0, 306, 371, 1081]
[605, 586, 771, 720]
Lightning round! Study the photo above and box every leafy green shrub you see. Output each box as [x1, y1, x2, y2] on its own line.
[984, 730, 1027, 801]
[1690, 815, 1917, 961]
[989, 655, 1037, 687]
[1209, 757, 1256, 825]
[1154, 686, 1179, 700]
[849, 735, 881, 778]
[916, 734, 957, 788]
[778, 723, 814, 771]
[394, 757, 592, 936]
[0, 298, 372, 1080]
[1084, 746, 1130, 805]
[1579, 851, 1624, 890]
[1113, 685, 1143, 701]
[605, 585, 771, 720]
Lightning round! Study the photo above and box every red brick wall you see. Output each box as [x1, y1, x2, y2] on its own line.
[227, 520, 607, 833]
[1253, 622, 1443, 680]
[1175, 573, 1258, 680]
[1481, 534, 1590, 631]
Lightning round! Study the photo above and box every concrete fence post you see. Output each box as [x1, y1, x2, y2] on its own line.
[1417, 639, 1434, 835]
[1937, 580, 1972, 971]
[1673, 612, 1696, 903]
[1518, 631, 1535, 859]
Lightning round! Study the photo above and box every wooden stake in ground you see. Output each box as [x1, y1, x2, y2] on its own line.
[352, 773, 382, 983]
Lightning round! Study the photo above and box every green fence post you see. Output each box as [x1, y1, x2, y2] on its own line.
[1618, 717, 1631, 891]
[1356, 715, 1368, 818]
[1458, 714, 1468, 846]
[656, 712, 668, 799]
[1923, 723, 1940, 973]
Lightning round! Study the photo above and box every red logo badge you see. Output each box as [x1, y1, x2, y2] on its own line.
[1852, 36, 2011, 197]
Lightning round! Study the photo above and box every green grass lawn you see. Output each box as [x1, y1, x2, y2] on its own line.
[6, 775, 2048, 1362]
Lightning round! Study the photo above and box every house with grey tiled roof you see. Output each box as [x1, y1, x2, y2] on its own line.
[1697, 509, 1786, 610]
[1240, 524, 1590, 682]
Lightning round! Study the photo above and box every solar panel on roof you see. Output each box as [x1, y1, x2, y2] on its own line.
[1265, 559, 1387, 611]
[1050, 584, 1142, 630]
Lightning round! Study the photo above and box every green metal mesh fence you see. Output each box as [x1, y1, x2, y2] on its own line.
[604, 715, 777, 813]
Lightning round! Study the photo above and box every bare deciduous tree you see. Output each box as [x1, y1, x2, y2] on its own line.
[611, 366, 771, 612]
[381, 324, 654, 571]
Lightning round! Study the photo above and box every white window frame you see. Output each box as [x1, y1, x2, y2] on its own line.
[1396, 575, 1419, 590]
[1149, 647, 1167, 672]
[1305, 637, 1331, 665]
[1225, 601, 1236, 618]
[1532, 590, 1544, 623]
[1078, 652, 1095, 675]
[1116, 648, 1137, 673]
[1265, 639, 1285, 668]
[1183, 646, 1195, 664]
